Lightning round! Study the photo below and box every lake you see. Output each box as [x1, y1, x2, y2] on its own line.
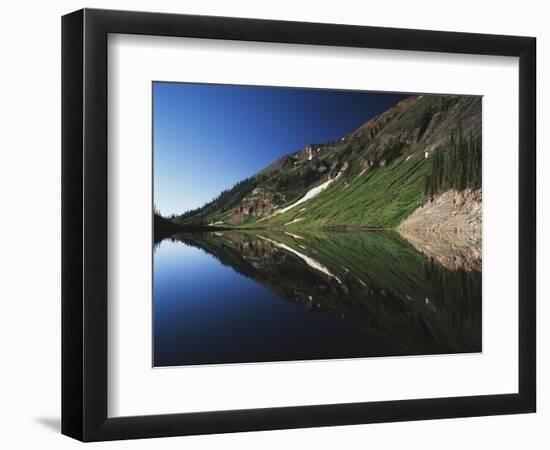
[153, 230, 481, 367]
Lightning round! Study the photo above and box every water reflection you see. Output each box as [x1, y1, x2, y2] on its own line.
[153, 230, 481, 367]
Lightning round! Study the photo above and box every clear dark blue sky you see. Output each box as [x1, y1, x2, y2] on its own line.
[153, 82, 408, 215]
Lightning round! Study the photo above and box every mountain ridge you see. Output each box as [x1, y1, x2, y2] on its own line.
[171, 94, 482, 230]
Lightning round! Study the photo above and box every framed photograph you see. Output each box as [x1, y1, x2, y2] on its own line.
[61, 8, 536, 441]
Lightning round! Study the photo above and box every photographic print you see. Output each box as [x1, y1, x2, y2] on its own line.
[153, 83, 482, 367]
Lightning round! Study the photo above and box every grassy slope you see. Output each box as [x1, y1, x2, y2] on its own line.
[248, 153, 429, 229]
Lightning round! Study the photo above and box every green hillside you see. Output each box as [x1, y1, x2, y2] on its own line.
[171, 94, 482, 230]
[257, 153, 429, 229]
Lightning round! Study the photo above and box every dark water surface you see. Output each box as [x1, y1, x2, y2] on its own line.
[153, 230, 481, 367]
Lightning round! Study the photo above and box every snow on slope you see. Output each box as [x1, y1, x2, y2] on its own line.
[257, 235, 342, 284]
[272, 163, 348, 217]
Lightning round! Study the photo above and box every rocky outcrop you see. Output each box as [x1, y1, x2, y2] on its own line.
[399, 189, 481, 234]
[225, 188, 283, 224]
[398, 189, 482, 271]
[299, 145, 319, 161]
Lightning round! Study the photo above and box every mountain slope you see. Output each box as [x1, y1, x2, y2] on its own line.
[174, 94, 481, 229]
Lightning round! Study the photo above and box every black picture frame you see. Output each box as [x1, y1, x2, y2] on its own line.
[62, 8, 536, 442]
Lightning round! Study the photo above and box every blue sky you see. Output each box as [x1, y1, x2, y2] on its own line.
[153, 82, 408, 215]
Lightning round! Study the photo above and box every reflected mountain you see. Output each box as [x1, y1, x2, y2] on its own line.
[154, 230, 481, 366]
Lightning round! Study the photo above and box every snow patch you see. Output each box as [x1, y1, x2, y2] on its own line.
[284, 217, 305, 226]
[352, 169, 366, 183]
[257, 235, 342, 284]
[285, 231, 305, 240]
[273, 163, 347, 216]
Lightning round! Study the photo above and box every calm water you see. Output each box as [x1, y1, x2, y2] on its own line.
[153, 231, 481, 367]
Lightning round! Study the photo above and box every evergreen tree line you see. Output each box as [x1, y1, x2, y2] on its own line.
[177, 176, 258, 221]
[424, 129, 482, 197]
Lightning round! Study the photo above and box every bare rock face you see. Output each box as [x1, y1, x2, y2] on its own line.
[304, 145, 318, 161]
[360, 159, 371, 170]
[400, 189, 481, 234]
[398, 189, 482, 271]
[293, 144, 330, 162]
[226, 188, 283, 224]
